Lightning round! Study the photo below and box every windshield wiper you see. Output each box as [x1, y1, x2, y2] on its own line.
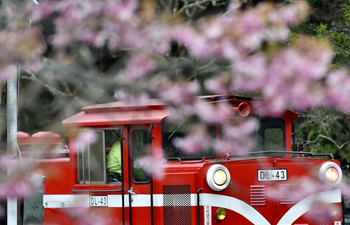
[167, 118, 188, 140]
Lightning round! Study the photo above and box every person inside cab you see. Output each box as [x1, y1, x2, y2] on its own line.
[107, 137, 122, 183]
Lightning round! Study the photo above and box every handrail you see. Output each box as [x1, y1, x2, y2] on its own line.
[197, 188, 203, 225]
[72, 190, 122, 193]
[225, 151, 334, 160]
[167, 157, 182, 162]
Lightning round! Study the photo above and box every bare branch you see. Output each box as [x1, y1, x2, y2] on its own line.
[20, 68, 71, 98]
[308, 134, 349, 150]
[177, 0, 213, 14]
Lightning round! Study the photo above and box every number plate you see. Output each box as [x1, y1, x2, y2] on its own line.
[258, 169, 287, 181]
[89, 196, 108, 207]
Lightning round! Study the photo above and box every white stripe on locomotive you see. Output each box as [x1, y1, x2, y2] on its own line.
[43, 189, 341, 225]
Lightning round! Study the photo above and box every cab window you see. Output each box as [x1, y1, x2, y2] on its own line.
[77, 129, 121, 184]
[162, 120, 216, 160]
[256, 117, 285, 152]
[131, 130, 150, 183]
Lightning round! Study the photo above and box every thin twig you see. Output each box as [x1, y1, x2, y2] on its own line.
[307, 134, 349, 150]
[20, 68, 70, 98]
[177, 0, 213, 14]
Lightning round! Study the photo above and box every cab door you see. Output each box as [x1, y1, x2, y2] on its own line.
[127, 125, 154, 225]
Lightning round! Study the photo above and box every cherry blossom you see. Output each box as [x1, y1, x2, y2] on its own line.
[72, 130, 97, 151]
[0, 176, 38, 199]
[158, 81, 199, 104]
[119, 53, 155, 83]
[1, 0, 350, 223]
[174, 124, 211, 154]
[134, 152, 166, 180]
[0, 64, 17, 82]
[63, 207, 114, 225]
[194, 101, 232, 124]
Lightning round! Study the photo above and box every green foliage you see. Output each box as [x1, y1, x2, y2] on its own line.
[296, 0, 350, 68]
[314, 23, 328, 37]
[293, 0, 350, 171]
[295, 109, 350, 165]
[313, 22, 350, 68]
[343, 2, 350, 26]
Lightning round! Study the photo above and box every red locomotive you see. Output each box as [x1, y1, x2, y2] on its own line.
[23, 95, 343, 225]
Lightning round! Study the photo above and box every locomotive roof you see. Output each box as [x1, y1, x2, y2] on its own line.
[62, 95, 298, 127]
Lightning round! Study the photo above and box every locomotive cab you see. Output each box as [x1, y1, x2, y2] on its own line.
[40, 95, 343, 225]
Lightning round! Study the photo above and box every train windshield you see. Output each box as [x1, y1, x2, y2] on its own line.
[162, 116, 286, 159]
[255, 117, 286, 153]
[162, 120, 216, 160]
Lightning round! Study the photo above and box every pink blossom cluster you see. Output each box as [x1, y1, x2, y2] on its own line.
[134, 152, 166, 180]
[266, 175, 349, 222]
[63, 207, 114, 225]
[2, 0, 348, 117]
[11, 0, 350, 119]
[215, 119, 258, 155]
[0, 27, 43, 82]
[174, 124, 211, 154]
[72, 130, 98, 151]
[0, 176, 37, 199]
[0, 155, 38, 199]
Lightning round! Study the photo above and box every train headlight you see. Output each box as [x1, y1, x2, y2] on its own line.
[214, 170, 227, 186]
[319, 162, 342, 186]
[207, 164, 230, 191]
[329, 204, 339, 217]
[216, 208, 227, 221]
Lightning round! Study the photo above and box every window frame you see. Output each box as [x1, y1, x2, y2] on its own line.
[76, 128, 123, 185]
[161, 120, 216, 160]
[256, 117, 286, 154]
[131, 129, 151, 184]
[77, 129, 106, 185]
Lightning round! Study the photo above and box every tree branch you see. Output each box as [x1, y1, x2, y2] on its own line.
[177, 0, 213, 14]
[307, 134, 349, 150]
[20, 68, 71, 98]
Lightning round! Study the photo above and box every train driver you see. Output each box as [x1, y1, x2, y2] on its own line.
[107, 140, 122, 183]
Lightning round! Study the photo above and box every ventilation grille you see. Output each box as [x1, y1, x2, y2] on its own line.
[250, 185, 266, 206]
[280, 184, 295, 205]
[163, 185, 191, 225]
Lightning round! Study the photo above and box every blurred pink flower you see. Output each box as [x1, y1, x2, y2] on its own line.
[51, 32, 72, 47]
[0, 155, 18, 171]
[114, 90, 151, 106]
[204, 76, 229, 95]
[0, 64, 17, 82]
[72, 130, 97, 151]
[174, 124, 211, 154]
[64, 207, 114, 225]
[219, 38, 239, 61]
[121, 54, 155, 83]
[213, 119, 257, 154]
[169, 26, 208, 58]
[232, 54, 267, 91]
[195, 101, 231, 124]
[304, 200, 337, 222]
[166, 104, 194, 122]
[223, 118, 258, 138]
[28, 1, 55, 22]
[236, 11, 264, 49]
[326, 69, 350, 113]
[135, 153, 165, 180]
[0, 177, 37, 199]
[214, 137, 255, 155]
[158, 81, 199, 104]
